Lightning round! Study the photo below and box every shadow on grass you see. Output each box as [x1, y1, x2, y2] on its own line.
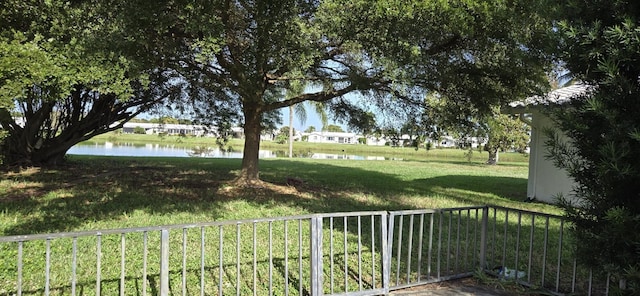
[3, 157, 584, 295]
[406, 175, 527, 203]
[0, 156, 527, 236]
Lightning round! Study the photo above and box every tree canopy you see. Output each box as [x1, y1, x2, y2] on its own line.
[481, 112, 530, 164]
[0, 0, 181, 165]
[546, 1, 640, 292]
[163, 0, 555, 184]
[323, 125, 345, 133]
[1, 0, 555, 183]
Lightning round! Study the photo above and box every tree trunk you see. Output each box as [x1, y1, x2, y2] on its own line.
[30, 143, 70, 165]
[1, 107, 70, 166]
[1, 87, 156, 167]
[2, 131, 74, 166]
[288, 105, 293, 158]
[237, 106, 263, 184]
[486, 147, 499, 165]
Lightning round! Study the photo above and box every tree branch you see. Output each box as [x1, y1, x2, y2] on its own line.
[422, 34, 462, 56]
[264, 84, 359, 111]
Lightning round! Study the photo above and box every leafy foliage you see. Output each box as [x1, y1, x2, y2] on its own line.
[275, 126, 292, 144]
[0, 0, 178, 165]
[133, 126, 146, 135]
[157, 0, 556, 182]
[1, 0, 555, 180]
[415, 94, 530, 163]
[545, 1, 640, 293]
[482, 113, 530, 164]
[323, 124, 345, 133]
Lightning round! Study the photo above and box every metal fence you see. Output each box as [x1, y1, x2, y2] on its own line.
[387, 206, 610, 295]
[0, 206, 610, 296]
[484, 206, 609, 295]
[387, 207, 486, 291]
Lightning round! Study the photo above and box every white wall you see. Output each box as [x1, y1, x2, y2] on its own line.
[528, 111, 576, 203]
[307, 132, 358, 144]
[439, 136, 457, 148]
[366, 137, 387, 146]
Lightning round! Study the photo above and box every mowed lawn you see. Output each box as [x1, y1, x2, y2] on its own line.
[0, 153, 560, 237]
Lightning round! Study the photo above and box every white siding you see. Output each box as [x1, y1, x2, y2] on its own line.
[306, 132, 358, 144]
[527, 111, 576, 203]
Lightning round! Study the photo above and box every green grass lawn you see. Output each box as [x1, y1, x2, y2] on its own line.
[0, 153, 553, 236]
[0, 149, 571, 295]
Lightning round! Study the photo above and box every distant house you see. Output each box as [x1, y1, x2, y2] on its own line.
[365, 136, 387, 146]
[231, 127, 244, 138]
[291, 131, 304, 141]
[438, 136, 457, 148]
[459, 137, 487, 149]
[366, 134, 417, 147]
[307, 131, 359, 144]
[506, 84, 591, 204]
[121, 122, 220, 137]
[260, 130, 274, 141]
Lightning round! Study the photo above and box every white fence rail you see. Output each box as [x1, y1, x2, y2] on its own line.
[0, 206, 610, 296]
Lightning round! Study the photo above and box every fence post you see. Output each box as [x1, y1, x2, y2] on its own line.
[479, 206, 489, 272]
[310, 216, 324, 296]
[381, 212, 390, 294]
[160, 229, 170, 296]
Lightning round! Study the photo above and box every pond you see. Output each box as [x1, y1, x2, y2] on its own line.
[67, 142, 390, 160]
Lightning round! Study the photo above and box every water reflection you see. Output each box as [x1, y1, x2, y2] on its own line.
[271, 150, 391, 160]
[68, 142, 259, 158]
[68, 142, 390, 160]
[273, 150, 315, 158]
[309, 153, 386, 160]
[185, 145, 249, 158]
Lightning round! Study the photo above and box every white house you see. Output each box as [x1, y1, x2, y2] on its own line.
[307, 131, 359, 144]
[122, 122, 208, 136]
[365, 136, 387, 146]
[121, 122, 245, 138]
[507, 84, 591, 204]
[365, 134, 417, 147]
[462, 137, 487, 149]
[438, 136, 457, 148]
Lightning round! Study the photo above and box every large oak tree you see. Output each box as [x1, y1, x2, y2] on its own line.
[164, 0, 555, 184]
[0, 0, 189, 165]
[1, 0, 555, 184]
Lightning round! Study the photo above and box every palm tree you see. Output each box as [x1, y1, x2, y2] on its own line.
[285, 81, 327, 158]
[288, 102, 327, 158]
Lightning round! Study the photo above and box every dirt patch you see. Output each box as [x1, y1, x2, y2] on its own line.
[215, 179, 312, 199]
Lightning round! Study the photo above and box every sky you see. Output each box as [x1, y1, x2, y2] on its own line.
[139, 106, 348, 132]
[279, 106, 348, 132]
[276, 84, 355, 132]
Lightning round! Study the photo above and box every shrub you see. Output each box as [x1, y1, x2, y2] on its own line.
[133, 126, 146, 134]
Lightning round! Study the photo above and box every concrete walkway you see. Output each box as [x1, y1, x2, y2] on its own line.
[389, 278, 520, 296]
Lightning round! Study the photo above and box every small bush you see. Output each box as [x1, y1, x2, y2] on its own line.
[133, 126, 146, 134]
[274, 133, 288, 144]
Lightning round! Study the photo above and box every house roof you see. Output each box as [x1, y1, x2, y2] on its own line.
[507, 83, 593, 112]
[307, 131, 357, 137]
